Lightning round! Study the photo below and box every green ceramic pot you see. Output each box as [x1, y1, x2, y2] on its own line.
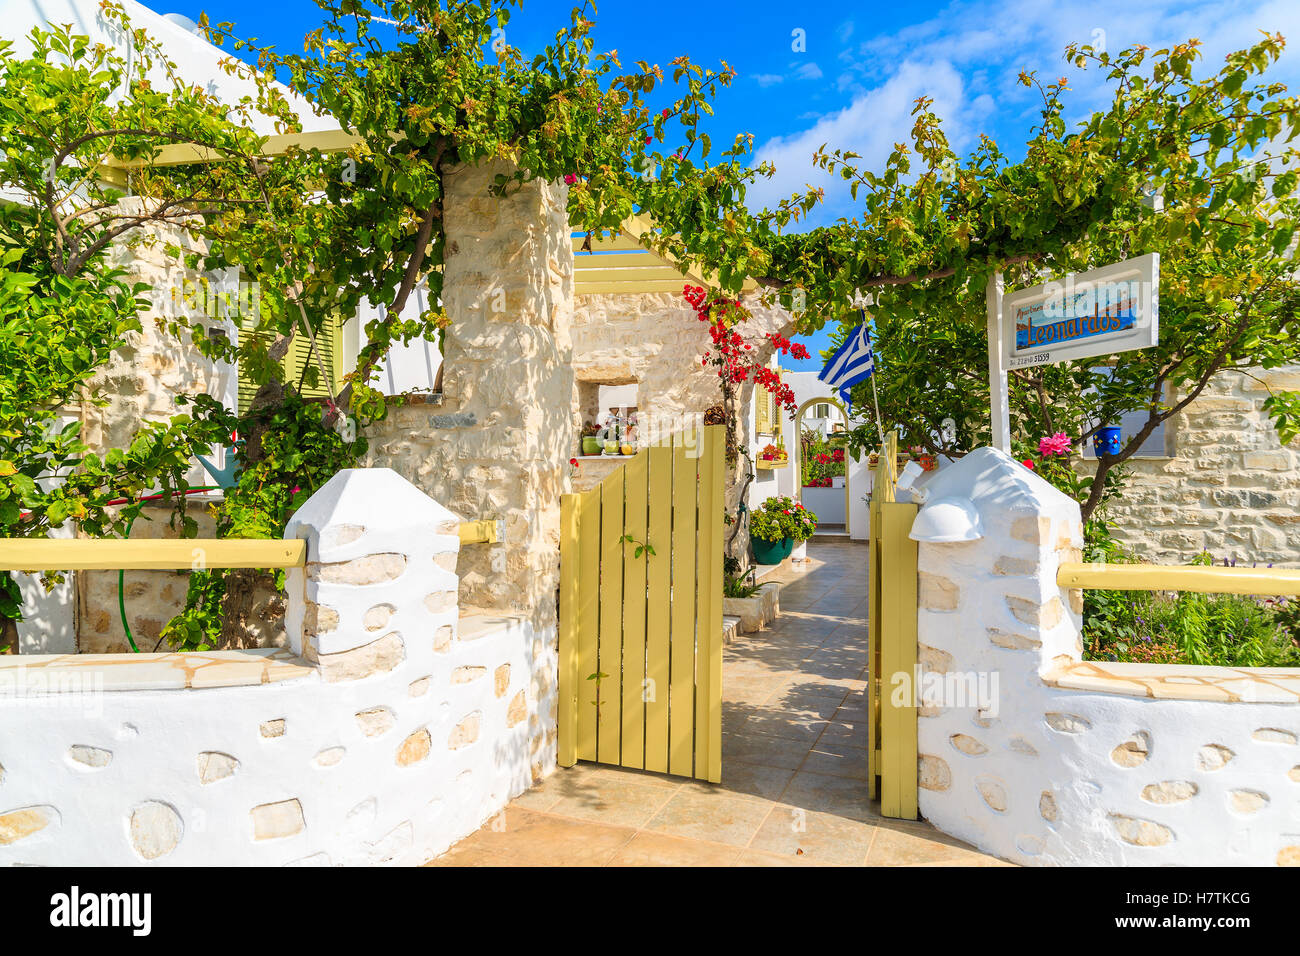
[581, 436, 601, 456]
[751, 534, 793, 565]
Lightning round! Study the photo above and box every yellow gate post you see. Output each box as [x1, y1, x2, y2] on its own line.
[866, 431, 920, 818]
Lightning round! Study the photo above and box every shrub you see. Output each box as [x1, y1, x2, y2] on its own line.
[1081, 524, 1300, 667]
[749, 495, 817, 542]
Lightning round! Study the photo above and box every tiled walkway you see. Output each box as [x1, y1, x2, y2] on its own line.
[429, 539, 1007, 866]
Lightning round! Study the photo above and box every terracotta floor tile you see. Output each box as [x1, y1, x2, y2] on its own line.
[799, 747, 868, 780]
[722, 730, 812, 770]
[465, 808, 636, 865]
[607, 830, 744, 866]
[733, 848, 826, 866]
[681, 758, 796, 802]
[644, 790, 776, 847]
[740, 712, 829, 744]
[781, 770, 882, 822]
[865, 822, 986, 865]
[748, 806, 878, 865]
[546, 773, 681, 828]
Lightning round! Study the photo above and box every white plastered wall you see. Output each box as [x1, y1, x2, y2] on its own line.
[914, 448, 1300, 866]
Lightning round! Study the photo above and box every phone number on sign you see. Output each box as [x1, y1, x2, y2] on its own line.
[1009, 352, 1052, 368]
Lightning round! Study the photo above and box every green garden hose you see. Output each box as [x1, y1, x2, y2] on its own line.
[116, 486, 220, 653]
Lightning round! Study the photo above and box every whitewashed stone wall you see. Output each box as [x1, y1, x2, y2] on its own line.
[572, 290, 792, 437]
[572, 290, 794, 560]
[915, 448, 1300, 866]
[1080, 365, 1300, 565]
[0, 469, 536, 865]
[365, 160, 570, 783]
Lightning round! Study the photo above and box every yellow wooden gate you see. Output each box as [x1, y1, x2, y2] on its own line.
[867, 431, 920, 819]
[557, 425, 724, 783]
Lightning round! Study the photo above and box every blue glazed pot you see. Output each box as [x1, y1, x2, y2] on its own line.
[751, 535, 794, 565]
[1092, 425, 1122, 457]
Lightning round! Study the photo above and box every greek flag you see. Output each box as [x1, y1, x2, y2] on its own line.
[818, 314, 874, 409]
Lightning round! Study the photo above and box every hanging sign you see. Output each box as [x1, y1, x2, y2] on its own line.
[1002, 253, 1159, 369]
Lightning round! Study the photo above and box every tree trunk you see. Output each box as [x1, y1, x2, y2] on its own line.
[1, 616, 18, 654]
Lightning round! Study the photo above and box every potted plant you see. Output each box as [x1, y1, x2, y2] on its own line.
[580, 423, 601, 456]
[756, 442, 788, 470]
[749, 495, 818, 565]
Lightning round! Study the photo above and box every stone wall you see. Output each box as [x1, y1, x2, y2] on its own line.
[572, 290, 793, 559]
[73, 207, 239, 652]
[914, 447, 1300, 866]
[0, 469, 536, 865]
[1080, 364, 1300, 565]
[364, 160, 572, 781]
[572, 290, 788, 433]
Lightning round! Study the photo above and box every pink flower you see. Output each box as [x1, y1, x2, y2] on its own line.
[1037, 432, 1072, 457]
[564, 173, 578, 185]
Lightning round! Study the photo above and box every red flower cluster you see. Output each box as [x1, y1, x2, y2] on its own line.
[831, 448, 845, 463]
[685, 284, 800, 413]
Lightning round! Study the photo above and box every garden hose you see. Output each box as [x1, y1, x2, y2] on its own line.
[114, 485, 220, 653]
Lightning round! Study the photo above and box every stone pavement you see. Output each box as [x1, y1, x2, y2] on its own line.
[428, 539, 1009, 866]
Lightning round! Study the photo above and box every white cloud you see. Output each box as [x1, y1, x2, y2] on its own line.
[751, 73, 784, 88]
[747, 59, 969, 224]
[749, 0, 1300, 223]
[794, 61, 824, 81]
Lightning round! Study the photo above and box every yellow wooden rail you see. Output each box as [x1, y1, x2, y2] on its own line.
[1058, 562, 1300, 596]
[0, 520, 494, 571]
[0, 539, 305, 571]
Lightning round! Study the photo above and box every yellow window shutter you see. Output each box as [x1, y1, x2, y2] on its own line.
[237, 314, 342, 413]
[755, 386, 772, 434]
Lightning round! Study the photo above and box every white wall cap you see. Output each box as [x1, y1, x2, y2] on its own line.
[285, 468, 461, 551]
[919, 447, 1080, 525]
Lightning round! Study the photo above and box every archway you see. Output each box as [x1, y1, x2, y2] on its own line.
[792, 395, 853, 535]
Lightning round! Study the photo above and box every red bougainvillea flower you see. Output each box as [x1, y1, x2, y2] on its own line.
[645, 135, 653, 144]
[662, 108, 671, 118]
[1022, 459, 1035, 470]
[1037, 432, 1072, 457]
[563, 173, 578, 185]
[832, 448, 845, 463]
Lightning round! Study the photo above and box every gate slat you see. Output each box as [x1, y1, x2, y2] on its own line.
[695, 425, 724, 783]
[620, 452, 649, 769]
[559, 495, 579, 767]
[576, 486, 601, 762]
[597, 467, 625, 764]
[668, 431, 697, 777]
[644, 445, 673, 773]
[880, 500, 919, 820]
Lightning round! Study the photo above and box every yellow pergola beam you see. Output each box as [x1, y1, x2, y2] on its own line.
[101, 128, 364, 171]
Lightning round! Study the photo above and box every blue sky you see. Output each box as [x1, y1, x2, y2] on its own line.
[142, 0, 1300, 371]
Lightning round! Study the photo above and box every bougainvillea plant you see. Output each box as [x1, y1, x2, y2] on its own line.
[685, 282, 809, 413]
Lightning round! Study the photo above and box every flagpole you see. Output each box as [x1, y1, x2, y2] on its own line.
[869, 369, 886, 449]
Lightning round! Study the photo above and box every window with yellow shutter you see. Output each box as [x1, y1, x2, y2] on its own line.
[755, 385, 773, 435]
[237, 314, 344, 413]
